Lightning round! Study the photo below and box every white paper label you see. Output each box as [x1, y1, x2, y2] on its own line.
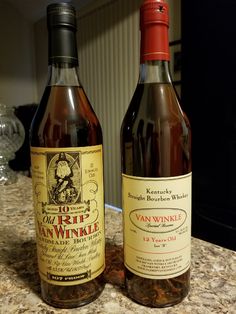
[122, 173, 191, 279]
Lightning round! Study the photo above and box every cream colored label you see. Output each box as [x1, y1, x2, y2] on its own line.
[122, 173, 191, 279]
[31, 145, 105, 286]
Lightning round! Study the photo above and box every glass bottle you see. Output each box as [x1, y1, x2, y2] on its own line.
[30, 3, 105, 308]
[120, 0, 191, 307]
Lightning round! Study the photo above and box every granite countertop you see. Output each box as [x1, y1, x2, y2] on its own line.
[0, 175, 235, 314]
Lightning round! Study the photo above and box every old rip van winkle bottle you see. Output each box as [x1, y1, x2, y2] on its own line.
[121, 0, 192, 307]
[30, 3, 105, 308]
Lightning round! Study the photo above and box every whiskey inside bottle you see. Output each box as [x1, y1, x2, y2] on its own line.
[31, 85, 104, 308]
[31, 85, 103, 147]
[121, 82, 191, 307]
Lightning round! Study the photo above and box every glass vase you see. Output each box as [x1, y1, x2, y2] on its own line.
[0, 103, 25, 185]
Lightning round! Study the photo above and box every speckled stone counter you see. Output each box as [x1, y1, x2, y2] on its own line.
[0, 175, 235, 314]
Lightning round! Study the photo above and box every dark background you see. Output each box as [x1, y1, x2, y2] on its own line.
[181, 0, 236, 250]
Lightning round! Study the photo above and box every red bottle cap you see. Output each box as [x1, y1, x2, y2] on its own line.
[140, 0, 170, 62]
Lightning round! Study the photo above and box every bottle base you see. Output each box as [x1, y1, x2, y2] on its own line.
[40, 275, 105, 308]
[127, 288, 189, 308]
[125, 269, 190, 308]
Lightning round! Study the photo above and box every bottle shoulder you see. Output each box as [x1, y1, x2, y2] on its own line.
[30, 85, 102, 147]
[40, 85, 97, 115]
[121, 82, 192, 177]
[122, 82, 188, 130]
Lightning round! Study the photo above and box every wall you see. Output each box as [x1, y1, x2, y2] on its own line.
[0, 1, 37, 107]
[78, 0, 141, 208]
[34, 18, 47, 101]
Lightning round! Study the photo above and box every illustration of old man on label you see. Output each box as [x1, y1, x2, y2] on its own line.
[50, 152, 80, 204]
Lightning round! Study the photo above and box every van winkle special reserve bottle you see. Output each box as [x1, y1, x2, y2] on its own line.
[121, 0, 192, 307]
[30, 3, 105, 308]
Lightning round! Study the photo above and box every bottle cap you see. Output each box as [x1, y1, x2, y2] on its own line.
[140, 0, 169, 27]
[140, 0, 170, 62]
[47, 2, 77, 30]
[47, 3, 78, 65]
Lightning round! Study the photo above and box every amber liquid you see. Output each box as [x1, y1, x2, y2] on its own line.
[121, 82, 191, 307]
[30, 85, 105, 308]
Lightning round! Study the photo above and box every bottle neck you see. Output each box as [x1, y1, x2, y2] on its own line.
[140, 26, 169, 64]
[47, 64, 80, 86]
[139, 1, 170, 84]
[140, 1, 170, 63]
[48, 26, 78, 66]
[139, 60, 171, 84]
[47, 25, 80, 86]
